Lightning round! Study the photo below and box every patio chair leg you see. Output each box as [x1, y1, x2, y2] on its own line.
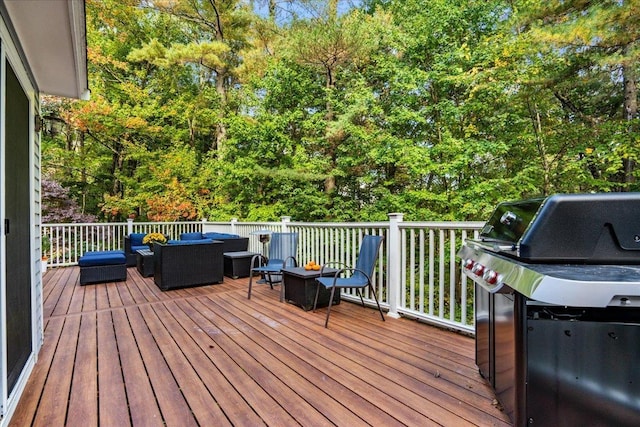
[356, 289, 365, 307]
[368, 283, 385, 321]
[324, 286, 337, 328]
[312, 284, 321, 312]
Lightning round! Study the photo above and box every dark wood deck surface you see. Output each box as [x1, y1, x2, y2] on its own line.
[11, 266, 510, 426]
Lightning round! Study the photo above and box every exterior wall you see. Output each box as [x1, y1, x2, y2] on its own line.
[0, 13, 41, 427]
[34, 100, 43, 354]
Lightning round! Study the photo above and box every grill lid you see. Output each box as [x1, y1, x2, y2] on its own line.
[480, 197, 544, 245]
[478, 193, 640, 264]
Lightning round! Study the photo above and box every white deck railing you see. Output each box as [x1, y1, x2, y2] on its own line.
[42, 216, 484, 333]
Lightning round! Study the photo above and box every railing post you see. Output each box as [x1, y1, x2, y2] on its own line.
[281, 216, 291, 232]
[230, 217, 238, 234]
[387, 213, 403, 319]
[126, 218, 134, 236]
[200, 218, 207, 233]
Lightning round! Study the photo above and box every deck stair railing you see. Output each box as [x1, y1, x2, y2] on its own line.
[41, 216, 483, 333]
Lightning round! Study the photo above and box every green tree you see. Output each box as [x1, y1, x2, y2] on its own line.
[516, 0, 640, 189]
[136, 0, 253, 153]
[42, 0, 640, 224]
[284, 9, 387, 199]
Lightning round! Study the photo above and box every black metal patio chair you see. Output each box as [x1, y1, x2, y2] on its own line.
[247, 232, 298, 301]
[313, 235, 385, 328]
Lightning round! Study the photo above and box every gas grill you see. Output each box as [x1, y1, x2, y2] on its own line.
[458, 193, 640, 427]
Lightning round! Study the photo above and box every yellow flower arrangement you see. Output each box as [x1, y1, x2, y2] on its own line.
[142, 232, 167, 246]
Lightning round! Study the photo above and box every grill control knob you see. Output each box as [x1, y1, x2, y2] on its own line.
[463, 259, 475, 270]
[483, 269, 500, 285]
[472, 263, 485, 276]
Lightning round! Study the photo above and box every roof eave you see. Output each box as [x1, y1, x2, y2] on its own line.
[2, 0, 89, 100]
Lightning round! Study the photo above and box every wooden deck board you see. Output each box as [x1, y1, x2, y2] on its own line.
[32, 314, 81, 426]
[160, 299, 283, 426]
[177, 298, 312, 427]
[96, 310, 132, 427]
[226, 289, 498, 425]
[208, 293, 431, 426]
[187, 296, 369, 426]
[10, 267, 511, 427]
[67, 312, 99, 426]
[142, 303, 235, 427]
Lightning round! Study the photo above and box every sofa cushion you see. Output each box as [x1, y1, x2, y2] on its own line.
[79, 251, 126, 267]
[129, 233, 147, 247]
[82, 250, 125, 257]
[203, 232, 240, 239]
[168, 239, 214, 245]
[180, 232, 205, 240]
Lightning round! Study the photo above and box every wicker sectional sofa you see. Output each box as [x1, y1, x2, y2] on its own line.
[124, 233, 151, 267]
[153, 240, 224, 291]
[179, 232, 249, 252]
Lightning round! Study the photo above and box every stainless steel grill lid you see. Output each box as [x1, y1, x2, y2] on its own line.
[478, 193, 640, 264]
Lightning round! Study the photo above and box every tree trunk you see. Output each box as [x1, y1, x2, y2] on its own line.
[80, 131, 88, 214]
[111, 139, 124, 197]
[324, 66, 337, 194]
[209, 0, 228, 153]
[213, 69, 227, 152]
[623, 61, 637, 188]
[528, 101, 551, 195]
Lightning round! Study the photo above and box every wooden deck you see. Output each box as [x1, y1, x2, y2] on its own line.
[10, 266, 510, 426]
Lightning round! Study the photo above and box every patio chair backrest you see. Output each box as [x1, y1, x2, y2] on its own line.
[268, 232, 298, 267]
[353, 235, 383, 281]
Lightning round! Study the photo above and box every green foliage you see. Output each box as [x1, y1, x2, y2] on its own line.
[42, 0, 640, 223]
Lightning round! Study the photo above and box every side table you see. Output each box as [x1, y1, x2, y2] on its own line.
[136, 249, 154, 277]
[282, 267, 341, 311]
[224, 251, 260, 279]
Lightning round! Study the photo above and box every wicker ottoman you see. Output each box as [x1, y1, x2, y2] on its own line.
[79, 250, 127, 285]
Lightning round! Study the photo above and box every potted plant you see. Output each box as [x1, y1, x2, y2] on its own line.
[142, 232, 167, 250]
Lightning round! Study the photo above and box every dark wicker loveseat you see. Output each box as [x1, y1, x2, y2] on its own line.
[153, 240, 224, 291]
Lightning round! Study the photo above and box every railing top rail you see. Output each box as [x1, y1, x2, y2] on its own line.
[42, 221, 203, 227]
[228, 222, 282, 226]
[43, 220, 485, 228]
[42, 222, 129, 227]
[288, 222, 390, 228]
[399, 221, 485, 229]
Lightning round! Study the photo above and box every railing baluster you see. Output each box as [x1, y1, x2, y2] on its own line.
[428, 229, 435, 316]
[461, 230, 469, 327]
[409, 229, 415, 311]
[449, 229, 457, 323]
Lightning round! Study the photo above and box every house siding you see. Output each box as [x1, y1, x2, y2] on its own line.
[34, 98, 43, 352]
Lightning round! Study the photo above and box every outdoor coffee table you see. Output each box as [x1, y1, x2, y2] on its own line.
[282, 267, 340, 311]
[136, 249, 154, 277]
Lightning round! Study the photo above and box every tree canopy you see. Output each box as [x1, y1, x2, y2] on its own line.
[42, 0, 640, 222]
